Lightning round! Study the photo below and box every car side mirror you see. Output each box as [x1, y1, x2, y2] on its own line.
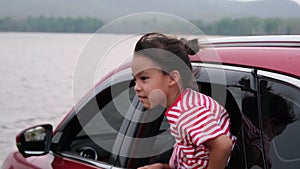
[16, 124, 53, 158]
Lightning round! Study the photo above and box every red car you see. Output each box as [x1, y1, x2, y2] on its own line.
[2, 35, 300, 169]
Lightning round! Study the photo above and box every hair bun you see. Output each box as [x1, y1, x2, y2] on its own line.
[180, 38, 200, 55]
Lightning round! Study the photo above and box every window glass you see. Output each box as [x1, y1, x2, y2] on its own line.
[195, 66, 259, 169]
[79, 88, 132, 136]
[259, 79, 300, 169]
[68, 80, 135, 164]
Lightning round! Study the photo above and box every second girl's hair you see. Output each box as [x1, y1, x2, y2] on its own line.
[134, 33, 199, 88]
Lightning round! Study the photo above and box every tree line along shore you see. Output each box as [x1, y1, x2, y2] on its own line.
[1, 16, 300, 35]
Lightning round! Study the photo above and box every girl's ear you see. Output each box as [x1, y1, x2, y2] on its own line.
[169, 70, 181, 87]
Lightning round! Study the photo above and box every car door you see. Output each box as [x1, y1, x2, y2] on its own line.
[45, 63, 300, 169]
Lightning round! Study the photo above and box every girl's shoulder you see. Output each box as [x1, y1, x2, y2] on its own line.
[184, 88, 214, 104]
[183, 88, 226, 113]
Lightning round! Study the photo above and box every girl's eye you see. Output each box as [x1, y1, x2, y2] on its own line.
[141, 76, 149, 81]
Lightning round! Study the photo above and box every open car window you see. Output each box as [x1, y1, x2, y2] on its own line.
[111, 64, 258, 168]
[54, 70, 137, 167]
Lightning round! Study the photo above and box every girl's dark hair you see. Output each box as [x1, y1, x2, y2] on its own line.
[134, 33, 199, 89]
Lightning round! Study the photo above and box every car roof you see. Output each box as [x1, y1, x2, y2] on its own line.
[191, 35, 300, 78]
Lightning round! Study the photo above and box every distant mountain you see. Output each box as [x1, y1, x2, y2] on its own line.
[1, 0, 300, 22]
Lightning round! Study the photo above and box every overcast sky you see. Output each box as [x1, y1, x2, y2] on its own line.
[235, 0, 300, 5]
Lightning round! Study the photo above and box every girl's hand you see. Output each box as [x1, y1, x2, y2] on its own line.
[138, 163, 171, 169]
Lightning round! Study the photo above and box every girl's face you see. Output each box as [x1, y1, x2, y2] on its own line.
[131, 54, 171, 109]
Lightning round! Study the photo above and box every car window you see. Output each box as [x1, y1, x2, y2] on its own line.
[55, 77, 136, 168]
[78, 87, 132, 136]
[226, 70, 300, 169]
[109, 65, 257, 168]
[258, 77, 300, 169]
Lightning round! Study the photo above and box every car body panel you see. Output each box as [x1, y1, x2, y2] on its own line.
[193, 47, 300, 78]
[2, 152, 103, 169]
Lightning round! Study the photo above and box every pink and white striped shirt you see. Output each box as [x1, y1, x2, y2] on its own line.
[165, 88, 236, 169]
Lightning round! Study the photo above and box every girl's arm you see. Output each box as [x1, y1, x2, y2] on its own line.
[205, 134, 233, 169]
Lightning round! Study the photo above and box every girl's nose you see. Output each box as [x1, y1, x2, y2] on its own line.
[134, 82, 142, 92]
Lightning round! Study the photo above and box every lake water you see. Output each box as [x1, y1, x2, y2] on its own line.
[0, 32, 86, 163]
